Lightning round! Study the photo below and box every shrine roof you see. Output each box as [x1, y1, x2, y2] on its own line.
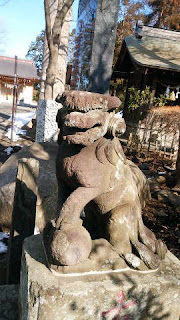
[113, 26, 180, 75]
[0, 56, 39, 80]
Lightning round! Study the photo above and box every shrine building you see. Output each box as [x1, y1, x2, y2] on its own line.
[0, 56, 39, 104]
[112, 25, 180, 116]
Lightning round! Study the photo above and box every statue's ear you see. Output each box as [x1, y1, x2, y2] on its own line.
[114, 117, 126, 135]
[108, 115, 126, 137]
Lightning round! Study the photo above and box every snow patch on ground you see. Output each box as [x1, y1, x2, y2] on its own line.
[5, 112, 35, 141]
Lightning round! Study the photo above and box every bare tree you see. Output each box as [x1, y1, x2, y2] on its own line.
[36, 0, 74, 142]
[44, 0, 74, 100]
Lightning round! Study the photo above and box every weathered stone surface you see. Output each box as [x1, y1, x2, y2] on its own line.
[141, 170, 158, 177]
[156, 175, 166, 184]
[7, 158, 39, 283]
[139, 163, 150, 171]
[0, 284, 19, 320]
[20, 235, 180, 320]
[0, 142, 58, 231]
[35, 99, 62, 142]
[45, 90, 166, 271]
[148, 178, 161, 194]
[153, 210, 167, 218]
[56, 91, 121, 111]
[157, 190, 180, 208]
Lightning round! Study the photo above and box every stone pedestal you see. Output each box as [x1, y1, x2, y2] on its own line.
[19, 235, 180, 320]
[35, 99, 62, 142]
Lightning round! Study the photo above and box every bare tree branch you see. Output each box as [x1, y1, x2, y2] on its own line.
[52, 0, 74, 44]
[43, 0, 73, 99]
[44, 0, 53, 51]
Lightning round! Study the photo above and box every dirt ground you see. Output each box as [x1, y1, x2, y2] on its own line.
[126, 150, 180, 259]
[143, 198, 180, 259]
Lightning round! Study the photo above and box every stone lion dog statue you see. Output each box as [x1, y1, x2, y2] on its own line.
[43, 91, 167, 272]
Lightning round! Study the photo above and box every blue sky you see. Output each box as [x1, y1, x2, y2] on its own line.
[0, 0, 79, 59]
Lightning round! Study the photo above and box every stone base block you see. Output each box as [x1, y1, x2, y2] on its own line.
[19, 235, 180, 320]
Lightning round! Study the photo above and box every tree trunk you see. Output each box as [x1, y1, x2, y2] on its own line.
[40, 0, 71, 101]
[45, 46, 59, 100]
[88, 0, 119, 94]
[36, 0, 72, 142]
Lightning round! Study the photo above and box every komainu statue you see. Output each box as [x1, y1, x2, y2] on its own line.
[43, 91, 167, 272]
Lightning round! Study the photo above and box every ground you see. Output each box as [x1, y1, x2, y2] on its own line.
[126, 150, 180, 259]
[0, 101, 36, 167]
[0, 103, 179, 260]
[144, 198, 180, 259]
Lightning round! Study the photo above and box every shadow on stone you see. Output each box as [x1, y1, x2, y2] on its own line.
[7, 158, 38, 284]
[19, 234, 180, 320]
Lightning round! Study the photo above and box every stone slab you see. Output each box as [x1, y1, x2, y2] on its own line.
[7, 158, 39, 284]
[0, 142, 59, 232]
[19, 234, 180, 320]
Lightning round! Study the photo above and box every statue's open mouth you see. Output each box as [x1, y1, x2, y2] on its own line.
[63, 124, 106, 145]
[56, 91, 126, 145]
[64, 123, 102, 136]
[62, 110, 110, 145]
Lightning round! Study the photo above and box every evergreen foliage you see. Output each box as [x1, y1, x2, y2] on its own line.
[26, 30, 45, 75]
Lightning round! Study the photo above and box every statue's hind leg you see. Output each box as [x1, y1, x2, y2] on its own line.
[108, 204, 136, 256]
[134, 199, 167, 260]
[108, 202, 167, 270]
[138, 218, 167, 260]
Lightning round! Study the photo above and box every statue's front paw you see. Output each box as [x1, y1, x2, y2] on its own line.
[47, 225, 92, 266]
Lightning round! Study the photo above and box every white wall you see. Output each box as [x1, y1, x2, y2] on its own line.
[22, 85, 33, 104]
[0, 82, 34, 104]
